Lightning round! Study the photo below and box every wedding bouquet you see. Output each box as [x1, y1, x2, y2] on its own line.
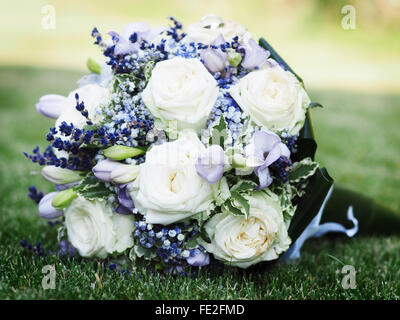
[25, 15, 357, 271]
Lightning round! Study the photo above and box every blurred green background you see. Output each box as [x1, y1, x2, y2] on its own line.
[1, 0, 400, 92]
[0, 0, 399, 299]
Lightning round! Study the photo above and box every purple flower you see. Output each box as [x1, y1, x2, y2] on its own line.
[109, 22, 165, 56]
[35, 94, 68, 119]
[59, 239, 77, 257]
[186, 251, 210, 267]
[245, 129, 290, 189]
[108, 31, 140, 56]
[200, 35, 228, 73]
[54, 181, 80, 191]
[116, 182, 134, 214]
[196, 145, 225, 184]
[239, 39, 270, 70]
[92, 159, 121, 182]
[38, 192, 63, 219]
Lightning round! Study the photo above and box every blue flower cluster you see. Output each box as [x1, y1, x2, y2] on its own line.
[100, 74, 155, 148]
[133, 219, 202, 265]
[207, 91, 246, 142]
[20, 239, 48, 257]
[269, 156, 293, 183]
[23, 145, 93, 171]
[20, 238, 77, 258]
[281, 131, 299, 154]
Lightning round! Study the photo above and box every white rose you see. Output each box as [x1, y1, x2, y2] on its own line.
[141, 57, 218, 132]
[65, 196, 134, 258]
[184, 15, 252, 45]
[55, 84, 109, 130]
[130, 130, 214, 225]
[229, 65, 310, 135]
[201, 190, 291, 268]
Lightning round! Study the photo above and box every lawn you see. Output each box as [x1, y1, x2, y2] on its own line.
[0, 66, 399, 299]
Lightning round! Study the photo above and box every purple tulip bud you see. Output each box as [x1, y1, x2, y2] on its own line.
[187, 251, 210, 267]
[240, 39, 270, 70]
[92, 159, 122, 182]
[38, 192, 63, 219]
[117, 182, 134, 210]
[35, 94, 68, 119]
[115, 204, 133, 215]
[196, 145, 225, 184]
[200, 34, 228, 73]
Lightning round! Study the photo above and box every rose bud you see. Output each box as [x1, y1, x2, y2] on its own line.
[200, 34, 228, 73]
[51, 189, 77, 210]
[103, 145, 146, 161]
[41, 166, 84, 185]
[92, 159, 122, 182]
[38, 192, 63, 219]
[35, 94, 68, 119]
[110, 165, 140, 184]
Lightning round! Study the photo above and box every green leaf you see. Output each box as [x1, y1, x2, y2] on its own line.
[57, 225, 66, 243]
[209, 115, 228, 147]
[77, 183, 111, 200]
[144, 60, 155, 81]
[213, 177, 231, 206]
[224, 199, 245, 217]
[192, 210, 211, 225]
[289, 157, 319, 183]
[186, 234, 200, 249]
[134, 244, 157, 260]
[75, 173, 98, 187]
[309, 101, 323, 109]
[327, 254, 345, 266]
[128, 247, 136, 262]
[199, 224, 211, 243]
[231, 192, 250, 218]
[73, 173, 112, 200]
[230, 180, 257, 193]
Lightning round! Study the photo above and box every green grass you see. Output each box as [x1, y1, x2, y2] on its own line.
[0, 66, 399, 299]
